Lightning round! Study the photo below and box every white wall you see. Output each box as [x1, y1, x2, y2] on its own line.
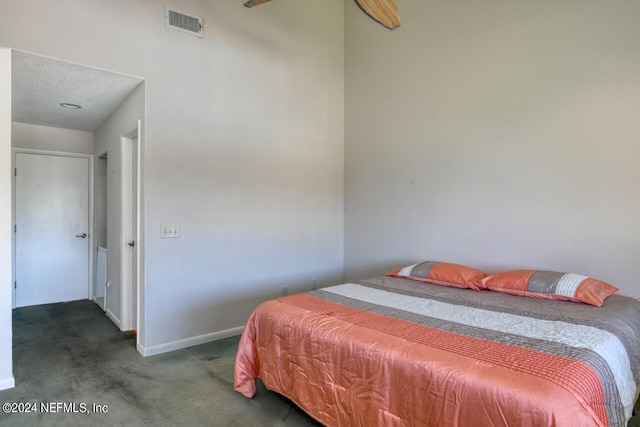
[345, 0, 640, 296]
[0, 0, 344, 355]
[0, 48, 15, 390]
[11, 122, 93, 153]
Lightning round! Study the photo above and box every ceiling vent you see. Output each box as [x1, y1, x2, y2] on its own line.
[165, 7, 203, 37]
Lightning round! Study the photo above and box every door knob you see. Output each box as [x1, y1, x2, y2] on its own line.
[76, 233, 87, 238]
[128, 241, 136, 247]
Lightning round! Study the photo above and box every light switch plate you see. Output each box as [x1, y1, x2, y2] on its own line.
[161, 224, 180, 238]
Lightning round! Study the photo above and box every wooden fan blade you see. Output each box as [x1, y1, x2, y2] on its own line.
[354, 0, 400, 29]
[243, 0, 272, 7]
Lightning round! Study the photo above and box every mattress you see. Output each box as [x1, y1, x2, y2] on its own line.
[234, 275, 640, 426]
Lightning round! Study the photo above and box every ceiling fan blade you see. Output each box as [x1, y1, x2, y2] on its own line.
[243, 0, 400, 30]
[354, 0, 400, 29]
[243, 0, 272, 7]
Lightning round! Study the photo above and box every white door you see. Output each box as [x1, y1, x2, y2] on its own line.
[15, 152, 91, 307]
[119, 134, 139, 332]
[130, 136, 138, 331]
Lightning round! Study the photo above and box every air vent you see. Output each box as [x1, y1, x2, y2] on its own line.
[165, 7, 203, 37]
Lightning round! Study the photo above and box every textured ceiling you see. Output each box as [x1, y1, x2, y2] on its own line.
[12, 51, 143, 132]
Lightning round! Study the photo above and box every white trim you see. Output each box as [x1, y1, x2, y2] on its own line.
[11, 148, 94, 308]
[0, 376, 15, 391]
[134, 119, 144, 355]
[138, 326, 245, 357]
[105, 307, 121, 329]
[120, 128, 141, 335]
[11, 147, 93, 158]
[120, 135, 132, 331]
[1, 48, 12, 392]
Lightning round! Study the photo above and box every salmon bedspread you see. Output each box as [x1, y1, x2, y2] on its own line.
[234, 276, 640, 426]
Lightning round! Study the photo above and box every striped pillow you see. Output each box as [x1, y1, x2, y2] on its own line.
[474, 270, 618, 306]
[387, 261, 486, 290]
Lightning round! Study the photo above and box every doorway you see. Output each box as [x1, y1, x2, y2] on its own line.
[10, 50, 147, 358]
[13, 149, 93, 307]
[119, 131, 140, 333]
[95, 151, 108, 311]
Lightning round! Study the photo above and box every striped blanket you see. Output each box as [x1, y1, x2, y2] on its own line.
[234, 276, 640, 426]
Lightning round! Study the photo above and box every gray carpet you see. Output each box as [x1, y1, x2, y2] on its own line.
[0, 300, 320, 427]
[0, 300, 638, 426]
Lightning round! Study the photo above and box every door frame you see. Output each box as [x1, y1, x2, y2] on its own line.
[11, 148, 95, 308]
[120, 124, 142, 343]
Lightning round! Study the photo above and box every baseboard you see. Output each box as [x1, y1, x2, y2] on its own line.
[0, 375, 15, 391]
[138, 325, 245, 357]
[105, 308, 120, 329]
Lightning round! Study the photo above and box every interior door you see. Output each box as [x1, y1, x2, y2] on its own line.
[117, 134, 139, 332]
[129, 136, 138, 331]
[15, 151, 91, 307]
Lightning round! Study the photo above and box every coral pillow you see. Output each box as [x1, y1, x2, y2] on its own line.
[474, 270, 618, 307]
[387, 261, 487, 290]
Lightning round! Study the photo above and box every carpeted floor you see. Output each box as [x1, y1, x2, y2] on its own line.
[0, 300, 638, 426]
[0, 300, 320, 427]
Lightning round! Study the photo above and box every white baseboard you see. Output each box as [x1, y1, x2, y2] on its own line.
[138, 325, 244, 357]
[105, 308, 120, 329]
[0, 376, 15, 391]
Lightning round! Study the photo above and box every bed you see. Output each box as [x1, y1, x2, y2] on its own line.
[234, 262, 640, 426]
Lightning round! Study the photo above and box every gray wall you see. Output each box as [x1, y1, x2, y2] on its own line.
[344, 0, 640, 296]
[0, 0, 345, 356]
[12, 123, 94, 153]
